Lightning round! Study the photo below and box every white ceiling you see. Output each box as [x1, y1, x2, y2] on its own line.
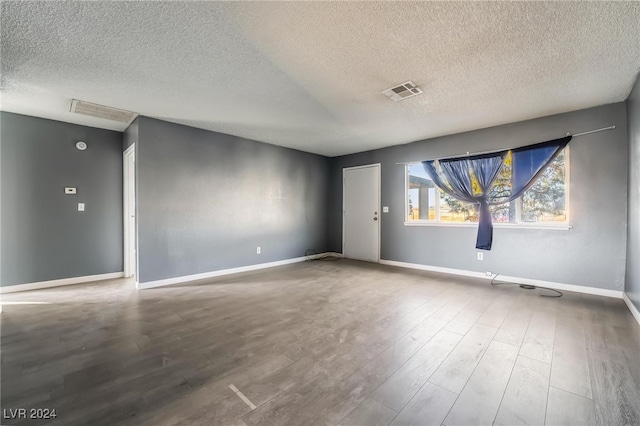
[1, 2, 639, 157]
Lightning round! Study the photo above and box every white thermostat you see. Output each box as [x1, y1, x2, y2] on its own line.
[65, 187, 77, 194]
[75, 141, 87, 151]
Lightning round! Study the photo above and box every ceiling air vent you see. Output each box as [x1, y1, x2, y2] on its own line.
[381, 81, 423, 101]
[70, 99, 137, 123]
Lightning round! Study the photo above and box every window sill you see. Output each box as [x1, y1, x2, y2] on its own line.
[403, 221, 572, 231]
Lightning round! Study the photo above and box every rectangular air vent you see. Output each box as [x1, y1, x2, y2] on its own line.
[381, 81, 423, 101]
[70, 99, 137, 123]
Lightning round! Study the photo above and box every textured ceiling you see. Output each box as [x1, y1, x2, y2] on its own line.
[1, 2, 639, 157]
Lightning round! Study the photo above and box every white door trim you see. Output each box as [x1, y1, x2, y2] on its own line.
[123, 144, 136, 281]
[342, 163, 381, 262]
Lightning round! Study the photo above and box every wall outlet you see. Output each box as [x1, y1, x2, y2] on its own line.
[486, 271, 493, 277]
[78, 203, 85, 212]
[477, 252, 483, 260]
[382, 206, 389, 213]
[256, 246, 261, 254]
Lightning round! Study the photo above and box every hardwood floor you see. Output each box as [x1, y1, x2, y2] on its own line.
[1, 259, 639, 426]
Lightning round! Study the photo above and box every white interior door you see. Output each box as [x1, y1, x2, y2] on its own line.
[343, 164, 380, 262]
[123, 145, 136, 279]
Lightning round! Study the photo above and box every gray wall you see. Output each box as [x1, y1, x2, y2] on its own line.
[626, 75, 640, 311]
[136, 117, 330, 283]
[1, 112, 123, 286]
[123, 118, 138, 151]
[329, 103, 628, 291]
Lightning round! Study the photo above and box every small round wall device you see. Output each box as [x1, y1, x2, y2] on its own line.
[76, 141, 87, 151]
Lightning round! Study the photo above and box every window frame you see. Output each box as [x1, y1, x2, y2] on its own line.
[403, 147, 571, 230]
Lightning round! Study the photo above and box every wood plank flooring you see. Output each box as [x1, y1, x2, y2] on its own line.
[1, 259, 639, 425]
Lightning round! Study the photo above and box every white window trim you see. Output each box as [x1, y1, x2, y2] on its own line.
[404, 147, 571, 230]
[403, 221, 572, 230]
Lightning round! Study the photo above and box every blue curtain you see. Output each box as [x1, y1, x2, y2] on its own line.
[422, 136, 571, 250]
[510, 138, 571, 199]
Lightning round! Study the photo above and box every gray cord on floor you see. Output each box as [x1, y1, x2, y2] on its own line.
[304, 249, 342, 262]
[490, 274, 563, 297]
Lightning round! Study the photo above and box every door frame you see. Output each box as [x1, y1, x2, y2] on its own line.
[123, 144, 137, 281]
[342, 163, 381, 262]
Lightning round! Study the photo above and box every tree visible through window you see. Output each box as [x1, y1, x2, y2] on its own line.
[406, 149, 568, 225]
[521, 150, 566, 222]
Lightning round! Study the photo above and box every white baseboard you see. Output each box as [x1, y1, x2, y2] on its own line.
[379, 259, 623, 299]
[380, 260, 486, 280]
[0, 272, 124, 294]
[138, 252, 337, 290]
[623, 293, 640, 326]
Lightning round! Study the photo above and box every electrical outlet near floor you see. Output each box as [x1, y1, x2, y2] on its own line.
[257, 247, 261, 254]
[486, 271, 493, 277]
[477, 252, 483, 260]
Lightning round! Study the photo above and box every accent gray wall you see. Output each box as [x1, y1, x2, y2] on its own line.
[328, 103, 628, 291]
[626, 75, 640, 311]
[1, 112, 124, 286]
[123, 118, 138, 151]
[136, 117, 330, 284]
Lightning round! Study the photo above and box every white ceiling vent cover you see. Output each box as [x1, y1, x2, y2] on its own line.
[381, 81, 423, 101]
[70, 99, 137, 123]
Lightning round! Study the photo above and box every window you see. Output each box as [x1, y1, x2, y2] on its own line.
[405, 149, 569, 227]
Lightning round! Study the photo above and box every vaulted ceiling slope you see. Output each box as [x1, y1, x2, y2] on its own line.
[1, 2, 639, 157]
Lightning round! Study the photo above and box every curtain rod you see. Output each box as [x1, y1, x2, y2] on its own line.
[570, 125, 615, 137]
[395, 125, 615, 165]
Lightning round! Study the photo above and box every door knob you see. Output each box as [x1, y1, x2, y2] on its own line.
[373, 217, 378, 221]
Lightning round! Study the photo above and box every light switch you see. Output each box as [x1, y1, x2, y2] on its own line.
[78, 203, 85, 212]
[383, 206, 389, 213]
[65, 187, 77, 194]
